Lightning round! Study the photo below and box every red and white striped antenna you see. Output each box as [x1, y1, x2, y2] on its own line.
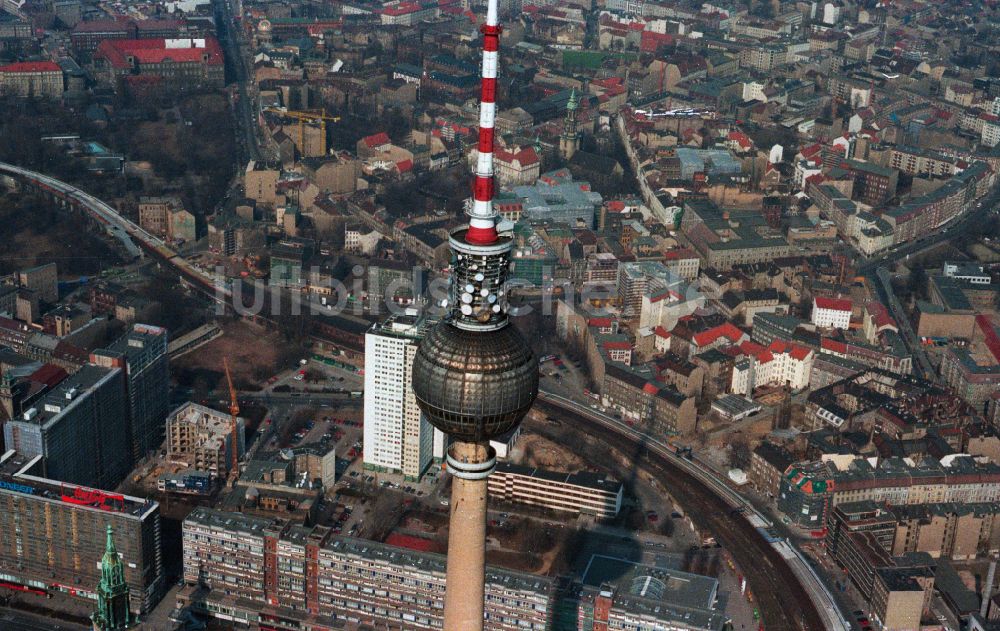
[466, 0, 501, 246]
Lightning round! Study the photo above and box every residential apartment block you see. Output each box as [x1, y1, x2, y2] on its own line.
[180, 508, 555, 631]
[363, 314, 434, 480]
[488, 462, 624, 518]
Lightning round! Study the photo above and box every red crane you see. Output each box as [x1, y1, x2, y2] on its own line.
[223, 357, 240, 478]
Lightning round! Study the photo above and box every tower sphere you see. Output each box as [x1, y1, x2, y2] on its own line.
[411, 321, 537, 442]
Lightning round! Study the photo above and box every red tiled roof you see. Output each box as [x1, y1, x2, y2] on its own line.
[640, 30, 673, 52]
[396, 159, 413, 173]
[603, 341, 632, 351]
[820, 338, 847, 354]
[381, 2, 426, 16]
[495, 145, 539, 167]
[653, 325, 671, 339]
[799, 143, 823, 159]
[976, 315, 1000, 363]
[814, 296, 852, 312]
[693, 322, 745, 347]
[29, 364, 69, 388]
[663, 248, 695, 260]
[588, 317, 613, 327]
[95, 38, 224, 69]
[0, 61, 61, 73]
[642, 382, 660, 395]
[727, 130, 752, 150]
[768, 339, 811, 361]
[865, 301, 896, 329]
[363, 132, 391, 148]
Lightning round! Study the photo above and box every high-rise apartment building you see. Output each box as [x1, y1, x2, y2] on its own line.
[0, 451, 164, 615]
[91, 324, 170, 460]
[179, 508, 554, 630]
[363, 314, 434, 480]
[3, 364, 132, 489]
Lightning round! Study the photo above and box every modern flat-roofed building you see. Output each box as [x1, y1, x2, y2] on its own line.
[679, 199, 793, 269]
[16, 262, 58, 304]
[166, 402, 245, 479]
[2, 364, 132, 489]
[488, 462, 623, 518]
[870, 567, 933, 631]
[574, 554, 726, 630]
[0, 451, 164, 614]
[90, 324, 169, 460]
[363, 314, 434, 480]
[179, 508, 555, 630]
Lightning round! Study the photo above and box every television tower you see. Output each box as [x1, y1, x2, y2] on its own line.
[410, 0, 538, 627]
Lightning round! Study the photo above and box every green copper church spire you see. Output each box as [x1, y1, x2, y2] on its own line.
[92, 525, 132, 631]
[560, 89, 581, 160]
[566, 88, 578, 111]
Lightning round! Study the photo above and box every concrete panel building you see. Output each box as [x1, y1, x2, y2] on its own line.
[91, 324, 170, 460]
[179, 508, 555, 630]
[488, 462, 624, 518]
[0, 451, 163, 614]
[363, 314, 434, 480]
[3, 365, 132, 489]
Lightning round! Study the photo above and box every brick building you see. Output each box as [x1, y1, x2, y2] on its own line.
[0, 61, 63, 98]
[94, 37, 225, 94]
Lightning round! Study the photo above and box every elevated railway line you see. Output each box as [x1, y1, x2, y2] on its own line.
[537, 391, 849, 631]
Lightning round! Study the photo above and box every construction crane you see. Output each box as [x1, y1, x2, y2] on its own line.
[223, 357, 240, 481]
[262, 108, 341, 157]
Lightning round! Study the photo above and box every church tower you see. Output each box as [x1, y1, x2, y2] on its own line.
[559, 88, 580, 160]
[92, 525, 132, 631]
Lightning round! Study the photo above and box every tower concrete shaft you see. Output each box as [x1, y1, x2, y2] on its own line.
[443, 440, 492, 630]
[409, 0, 537, 627]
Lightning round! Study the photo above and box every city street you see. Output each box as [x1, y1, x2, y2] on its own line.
[0, 608, 88, 631]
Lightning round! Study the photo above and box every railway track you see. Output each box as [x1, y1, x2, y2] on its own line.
[534, 396, 829, 631]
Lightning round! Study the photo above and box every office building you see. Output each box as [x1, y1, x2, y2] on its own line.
[363, 314, 434, 480]
[509, 170, 604, 228]
[870, 567, 934, 631]
[0, 451, 163, 615]
[574, 555, 725, 630]
[3, 364, 132, 489]
[91, 324, 169, 460]
[179, 508, 554, 630]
